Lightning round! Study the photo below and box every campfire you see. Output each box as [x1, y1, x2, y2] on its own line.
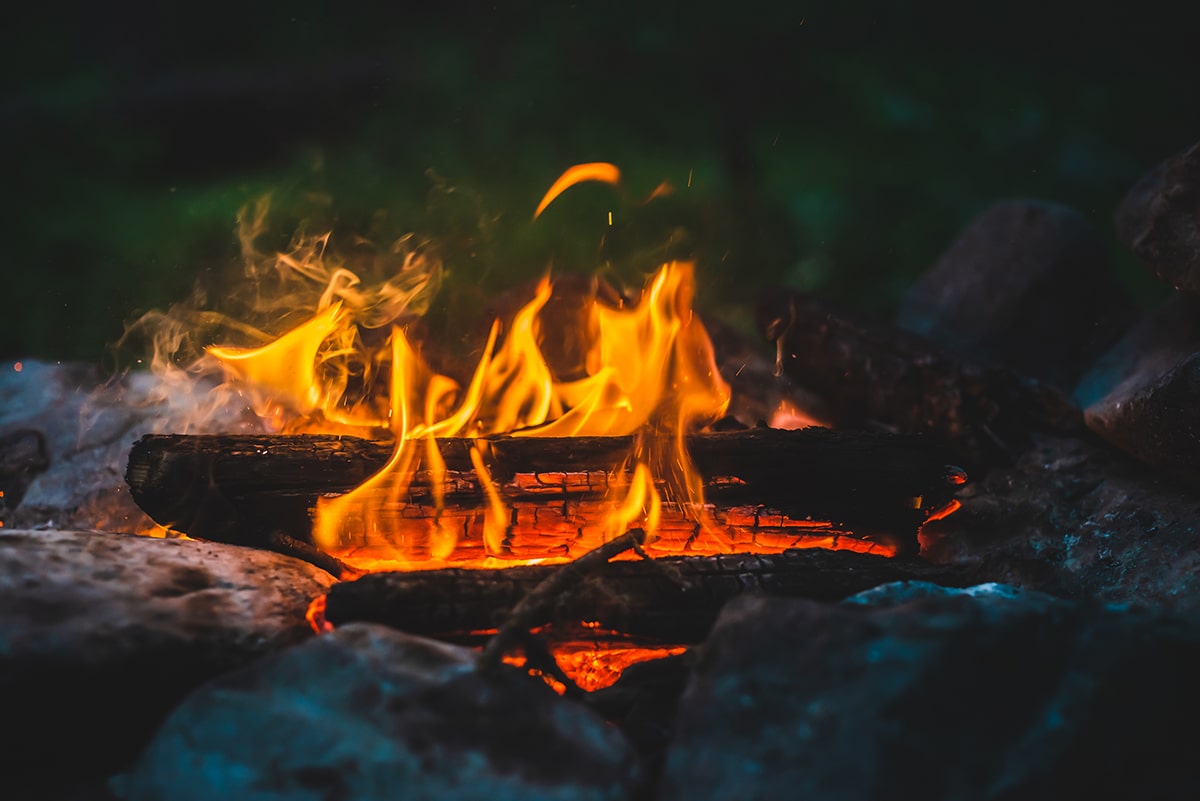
[120, 165, 964, 692]
[5, 145, 1200, 800]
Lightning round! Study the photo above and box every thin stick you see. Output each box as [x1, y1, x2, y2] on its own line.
[476, 528, 648, 672]
[266, 531, 356, 579]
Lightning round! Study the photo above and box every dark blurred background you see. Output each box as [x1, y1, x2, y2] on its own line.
[3, 0, 1198, 363]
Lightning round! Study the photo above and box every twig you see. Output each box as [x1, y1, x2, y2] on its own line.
[476, 528, 647, 672]
[266, 531, 357, 579]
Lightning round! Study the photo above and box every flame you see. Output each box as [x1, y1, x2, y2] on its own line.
[207, 302, 352, 428]
[768, 399, 827, 430]
[303, 257, 730, 567]
[144, 164, 931, 573]
[131, 164, 951, 690]
[305, 594, 333, 634]
[532, 162, 621, 219]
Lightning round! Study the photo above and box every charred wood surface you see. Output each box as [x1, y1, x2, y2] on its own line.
[126, 429, 965, 555]
[758, 289, 1085, 469]
[323, 549, 971, 642]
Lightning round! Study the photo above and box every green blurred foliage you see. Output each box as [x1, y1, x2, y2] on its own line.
[2, 0, 1195, 362]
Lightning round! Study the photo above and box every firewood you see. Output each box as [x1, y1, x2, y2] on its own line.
[757, 289, 1085, 469]
[125, 429, 966, 560]
[476, 527, 648, 694]
[323, 548, 971, 643]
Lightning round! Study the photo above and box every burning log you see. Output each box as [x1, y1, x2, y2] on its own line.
[758, 289, 1085, 469]
[125, 428, 966, 563]
[322, 548, 971, 643]
[476, 528, 648, 674]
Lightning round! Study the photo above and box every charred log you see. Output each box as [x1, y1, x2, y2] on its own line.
[477, 528, 648, 672]
[125, 429, 965, 560]
[758, 289, 1084, 469]
[323, 549, 971, 643]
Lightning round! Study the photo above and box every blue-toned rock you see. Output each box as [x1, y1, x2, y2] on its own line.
[660, 587, 1200, 801]
[116, 623, 641, 801]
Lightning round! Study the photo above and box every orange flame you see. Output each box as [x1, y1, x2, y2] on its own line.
[305, 594, 333, 634]
[165, 164, 925, 574]
[532, 162, 621, 219]
[302, 258, 730, 567]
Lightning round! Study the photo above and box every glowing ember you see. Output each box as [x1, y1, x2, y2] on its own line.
[504, 642, 688, 693]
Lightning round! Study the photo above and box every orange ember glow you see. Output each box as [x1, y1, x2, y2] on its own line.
[553, 643, 688, 691]
[923, 499, 962, 523]
[503, 643, 689, 693]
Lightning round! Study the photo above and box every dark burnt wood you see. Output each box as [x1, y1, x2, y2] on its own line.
[757, 289, 1085, 469]
[125, 429, 966, 558]
[477, 528, 647, 672]
[324, 549, 971, 643]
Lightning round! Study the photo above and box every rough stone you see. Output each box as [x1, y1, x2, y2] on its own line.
[1073, 293, 1200, 471]
[0, 428, 49, 516]
[0, 529, 335, 784]
[0, 360, 262, 532]
[1084, 352, 1200, 473]
[1116, 140, 1200, 293]
[660, 588, 1200, 801]
[919, 434, 1200, 610]
[114, 623, 641, 801]
[897, 200, 1130, 390]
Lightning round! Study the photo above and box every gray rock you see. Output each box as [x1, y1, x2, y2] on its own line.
[842, 579, 1062, 610]
[0, 529, 335, 783]
[920, 434, 1200, 611]
[0, 428, 49, 516]
[1073, 293, 1200, 471]
[1116, 140, 1200, 293]
[897, 201, 1130, 390]
[660, 590, 1200, 801]
[0, 360, 262, 532]
[115, 623, 641, 801]
[1084, 352, 1200, 473]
